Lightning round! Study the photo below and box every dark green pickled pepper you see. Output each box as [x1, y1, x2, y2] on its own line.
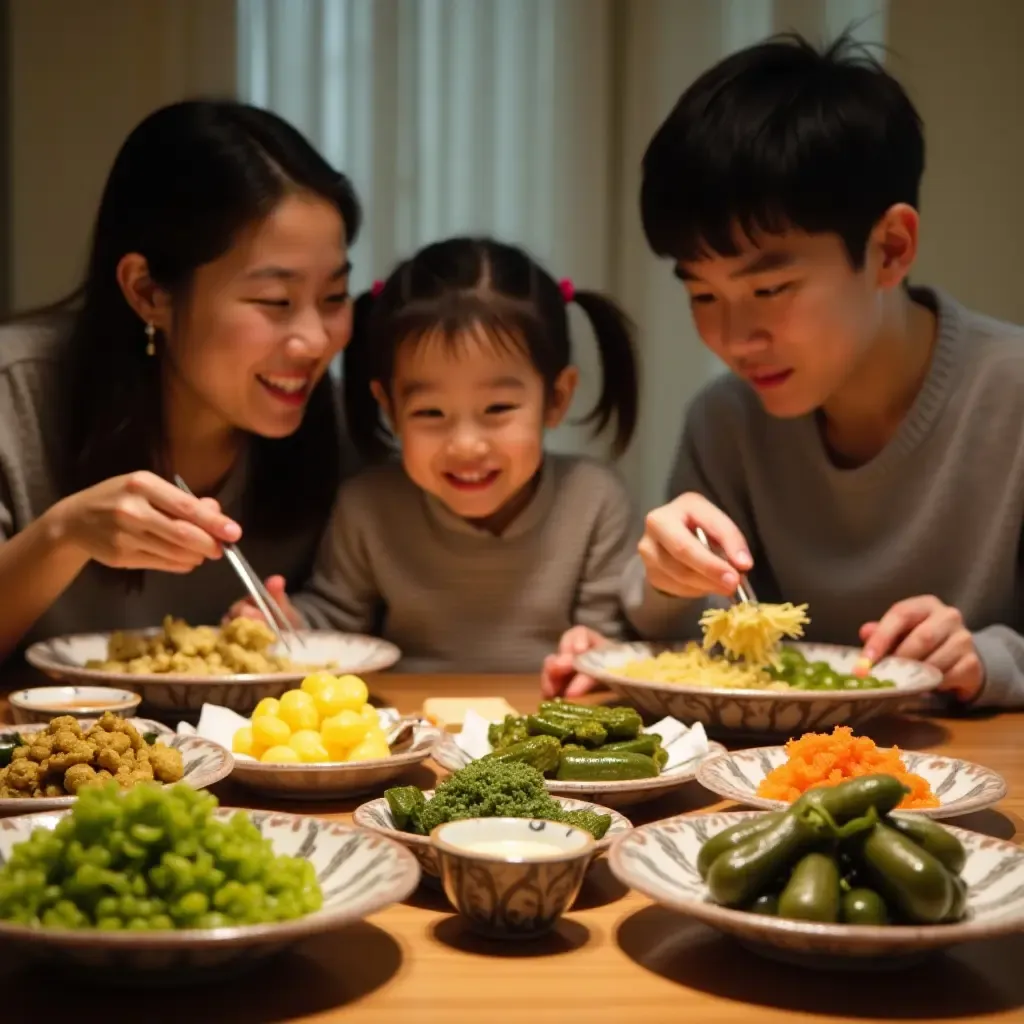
[748, 893, 780, 916]
[858, 822, 956, 924]
[797, 774, 910, 824]
[384, 786, 426, 832]
[525, 714, 574, 742]
[706, 808, 829, 907]
[887, 812, 967, 874]
[599, 735, 659, 757]
[696, 813, 784, 880]
[778, 852, 841, 923]
[943, 873, 968, 923]
[841, 887, 889, 925]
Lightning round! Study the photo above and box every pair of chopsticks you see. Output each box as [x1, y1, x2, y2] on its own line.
[694, 526, 758, 605]
[172, 475, 299, 653]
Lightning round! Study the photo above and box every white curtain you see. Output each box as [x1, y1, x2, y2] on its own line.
[237, 0, 886, 505]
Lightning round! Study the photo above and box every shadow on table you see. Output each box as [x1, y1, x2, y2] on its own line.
[571, 857, 630, 910]
[0, 921, 403, 1022]
[617, 906, 1024, 1019]
[432, 914, 590, 958]
[945, 807, 1020, 841]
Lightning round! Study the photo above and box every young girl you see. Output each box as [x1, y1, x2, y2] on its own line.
[230, 236, 638, 690]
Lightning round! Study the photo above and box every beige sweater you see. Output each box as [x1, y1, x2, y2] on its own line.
[293, 456, 637, 673]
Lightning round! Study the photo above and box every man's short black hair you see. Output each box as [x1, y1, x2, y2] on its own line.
[640, 31, 925, 268]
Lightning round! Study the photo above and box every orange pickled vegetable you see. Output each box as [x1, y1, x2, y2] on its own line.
[756, 725, 939, 810]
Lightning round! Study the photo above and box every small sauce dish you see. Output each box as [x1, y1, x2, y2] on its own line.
[8, 685, 142, 725]
[431, 817, 595, 939]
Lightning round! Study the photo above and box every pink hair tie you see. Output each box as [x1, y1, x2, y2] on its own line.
[558, 278, 575, 303]
[370, 279, 386, 297]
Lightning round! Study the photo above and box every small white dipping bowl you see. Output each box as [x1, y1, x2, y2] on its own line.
[8, 686, 142, 726]
[431, 817, 595, 939]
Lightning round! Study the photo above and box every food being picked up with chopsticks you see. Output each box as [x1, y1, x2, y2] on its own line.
[384, 760, 612, 840]
[699, 774, 967, 926]
[619, 602, 893, 692]
[756, 726, 939, 810]
[699, 601, 809, 665]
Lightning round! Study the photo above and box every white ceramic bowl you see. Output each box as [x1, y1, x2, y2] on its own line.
[430, 730, 727, 809]
[24, 629, 401, 717]
[696, 746, 1008, 820]
[353, 791, 631, 885]
[575, 641, 942, 735]
[0, 808, 419, 981]
[432, 817, 595, 939]
[0, 718, 233, 815]
[609, 811, 1024, 967]
[229, 719, 443, 800]
[8, 685, 142, 725]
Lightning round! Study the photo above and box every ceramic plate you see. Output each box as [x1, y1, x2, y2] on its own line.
[696, 746, 1008, 820]
[0, 808, 419, 978]
[430, 730, 727, 809]
[353, 791, 631, 884]
[575, 641, 942, 735]
[0, 718, 233, 815]
[230, 720, 442, 800]
[609, 811, 1024, 965]
[25, 629, 401, 716]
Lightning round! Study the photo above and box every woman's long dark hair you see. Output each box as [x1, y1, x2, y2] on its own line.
[344, 237, 638, 462]
[20, 100, 361, 579]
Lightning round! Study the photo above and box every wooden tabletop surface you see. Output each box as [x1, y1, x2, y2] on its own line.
[1, 670, 1023, 1022]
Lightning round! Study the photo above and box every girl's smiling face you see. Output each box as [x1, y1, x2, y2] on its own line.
[373, 326, 576, 531]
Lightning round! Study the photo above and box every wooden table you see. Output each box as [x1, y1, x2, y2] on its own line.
[2, 671, 1023, 1022]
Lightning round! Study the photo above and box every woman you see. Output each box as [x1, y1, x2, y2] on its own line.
[0, 99, 361, 663]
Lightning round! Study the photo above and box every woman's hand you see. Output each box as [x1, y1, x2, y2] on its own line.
[225, 574, 304, 627]
[540, 625, 607, 698]
[49, 470, 241, 574]
[638, 492, 753, 599]
[857, 595, 984, 702]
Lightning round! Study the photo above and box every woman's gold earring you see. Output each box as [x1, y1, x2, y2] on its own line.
[144, 322, 156, 357]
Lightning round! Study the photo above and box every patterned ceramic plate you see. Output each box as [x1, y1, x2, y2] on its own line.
[575, 642, 942, 735]
[430, 730, 727, 809]
[0, 808, 419, 976]
[0, 718, 233, 816]
[25, 630, 401, 716]
[353, 791, 632, 885]
[230, 720, 443, 800]
[696, 746, 1008, 820]
[609, 811, 1024, 964]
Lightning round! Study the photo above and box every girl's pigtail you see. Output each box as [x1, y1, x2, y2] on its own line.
[343, 290, 392, 463]
[570, 290, 639, 457]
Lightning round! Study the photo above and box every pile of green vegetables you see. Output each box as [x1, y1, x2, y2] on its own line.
[700, 774, 967, 926]
[769, 648, 893, 691]
[0, 782, 322, 930]
[481, 700, 663, 782]
[385, 759, 612, 840]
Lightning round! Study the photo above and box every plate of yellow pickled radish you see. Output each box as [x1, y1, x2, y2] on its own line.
[177, 671, 442, 800]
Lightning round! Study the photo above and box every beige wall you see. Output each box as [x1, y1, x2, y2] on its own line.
[888, 0, 1024, 324]
[8, 0, 237, 310]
